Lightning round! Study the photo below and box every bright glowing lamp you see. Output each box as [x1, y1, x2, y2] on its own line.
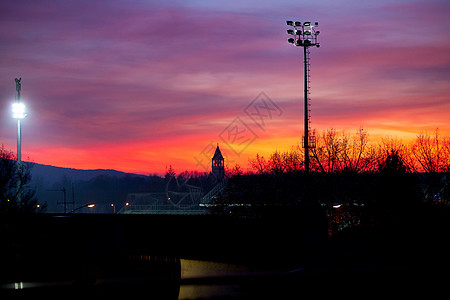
[12, 102, 26, 119]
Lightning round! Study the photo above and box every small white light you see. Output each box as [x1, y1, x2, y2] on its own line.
[14, 282, 24, 289]
[12, 102, 26, 119]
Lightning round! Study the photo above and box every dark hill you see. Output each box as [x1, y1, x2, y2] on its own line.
[28, 162, 146, 186]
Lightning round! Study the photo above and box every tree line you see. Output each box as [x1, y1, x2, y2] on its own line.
[1, 128, 449, 214]
[246, 128, 450, 175]
[213, 128, 449, 224]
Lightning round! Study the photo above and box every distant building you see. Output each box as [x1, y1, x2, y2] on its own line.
[211, 144, 225, 181]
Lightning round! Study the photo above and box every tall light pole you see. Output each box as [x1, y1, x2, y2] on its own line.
[12, 78, 26, 162]
[12, 77, 26, 205]
[286, 21, 320, 173]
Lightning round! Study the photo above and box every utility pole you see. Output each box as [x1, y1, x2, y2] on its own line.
[48, 188, 74, 214]
[286, 21, 320, 173]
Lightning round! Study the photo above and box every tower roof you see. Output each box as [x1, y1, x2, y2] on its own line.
[212, 144, 224, 160]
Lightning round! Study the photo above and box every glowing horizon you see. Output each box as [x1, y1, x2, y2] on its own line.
[1, 0, 449, 175]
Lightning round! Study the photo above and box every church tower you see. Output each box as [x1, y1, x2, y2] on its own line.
[211, 144, 225, 181]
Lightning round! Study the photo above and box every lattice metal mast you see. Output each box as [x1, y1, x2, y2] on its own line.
[286, 21, 320, 173]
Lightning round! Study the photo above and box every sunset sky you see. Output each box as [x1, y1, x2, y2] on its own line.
[1, 0, 449, 175]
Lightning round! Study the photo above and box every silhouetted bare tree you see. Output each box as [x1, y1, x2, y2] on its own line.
[0, 145, 39, 213]
[378, 137, 416, 172]
[412, 130, 450, 205]
[268, 151, 285, 174]
[311, 128, 377, 173]
[249, 147, 304, 175]
[226, 164, 243, 177]
[282, 146, 304, 173]
[413, 129, 450, 173]
[248, 154, 269, 174]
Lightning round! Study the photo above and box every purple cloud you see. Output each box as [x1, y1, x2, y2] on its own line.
[1, 0, 449, 173]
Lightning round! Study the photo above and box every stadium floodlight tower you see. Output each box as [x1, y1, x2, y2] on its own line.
[12, 77, 26, 206]
[286, 20, 320, 174]
[12, 77, 26, 163]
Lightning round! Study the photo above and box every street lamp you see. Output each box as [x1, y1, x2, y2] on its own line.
[333, 203, 342, 209]
[286, 21, 320, 173]
[69, 203, 95, 213]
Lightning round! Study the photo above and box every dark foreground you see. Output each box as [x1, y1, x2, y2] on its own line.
[0, 207, 448, 298]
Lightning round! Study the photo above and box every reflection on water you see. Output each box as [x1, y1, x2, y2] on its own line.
[181, 259, 250, 278]
[179, 259, 250, 299]
[1, 257, 278, 299]
[1, 213, 311, 298]
[1, 253, 304, 299]
[180, 281, 241, 299]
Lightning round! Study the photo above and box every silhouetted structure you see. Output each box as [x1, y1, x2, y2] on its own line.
[211, 144, 225, 181]
[286, 21, 320, 173]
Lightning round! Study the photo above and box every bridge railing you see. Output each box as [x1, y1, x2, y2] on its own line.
[201, 178, 228, 204]
[118, 204, 207, 215]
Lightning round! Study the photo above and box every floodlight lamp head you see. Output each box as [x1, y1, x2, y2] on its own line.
[315, 22, 319, 26]
[14, 77, 21, 92]
[286, 20, 293, 26]
[294, 21, 302, 27]
[287, 29, 294, 35]
[12, 102, 26, 119]
[295, 39, 303, 46]
[303, 21, 311, 27]
[287, 38, 295, 44]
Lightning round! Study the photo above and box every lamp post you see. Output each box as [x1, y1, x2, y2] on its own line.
[12, 77, 26, 205]
[70, 203, 95, 213]
[286, 21, 320, 173]
[12, 78, 26, 162]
